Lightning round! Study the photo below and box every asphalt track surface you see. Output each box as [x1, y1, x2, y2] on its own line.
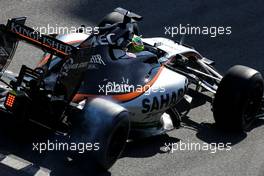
[0, 0, 264, 176]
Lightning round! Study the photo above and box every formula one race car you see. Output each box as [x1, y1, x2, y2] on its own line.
[0, 7, 263, 170]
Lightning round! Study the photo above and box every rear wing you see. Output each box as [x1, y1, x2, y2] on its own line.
[0, 17, 88, 102]
[0, 17, 77, 72]
[5, 17, 77, 56]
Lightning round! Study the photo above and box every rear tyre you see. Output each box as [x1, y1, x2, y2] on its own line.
[213, 65, 264, 132]
[94, 111, 129, 170]
[70, 98, 130, 170]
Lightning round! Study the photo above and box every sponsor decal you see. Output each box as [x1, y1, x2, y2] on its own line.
[89, 33, 116, 46]
[142, 89, 184, 113]
[9, 21, 74, 55]
[87, 64, 98, 70]
[60, 54, 104, 76]
[60, 58, 91, 76]
[89, 54, 106, 66]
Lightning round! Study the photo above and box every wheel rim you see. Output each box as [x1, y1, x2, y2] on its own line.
[242, 82, 263, 129]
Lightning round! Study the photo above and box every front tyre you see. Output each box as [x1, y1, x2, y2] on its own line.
[213, 65, 264, 132]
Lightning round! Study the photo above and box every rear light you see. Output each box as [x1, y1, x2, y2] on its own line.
[5, 93, 16, 108]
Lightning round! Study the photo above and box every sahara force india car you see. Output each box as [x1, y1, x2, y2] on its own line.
[0, 7, 263, 170]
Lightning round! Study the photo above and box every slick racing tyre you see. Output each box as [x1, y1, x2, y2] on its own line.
[98, 11, 140, 35]
[213, 65, 264, 132]
[70, 98, 130, 170]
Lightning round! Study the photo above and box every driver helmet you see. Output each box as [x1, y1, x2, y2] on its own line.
[129, 35, 144, 53]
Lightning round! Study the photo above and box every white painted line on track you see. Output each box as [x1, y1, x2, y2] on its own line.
[0, 153, 51, 176]
[1, 154, 32, 170]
